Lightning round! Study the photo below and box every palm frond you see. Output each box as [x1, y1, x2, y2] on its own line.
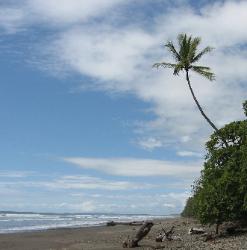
[179, 34, 188, 60]
[192, 46, 214, 63]
[190, 65, 211, 71]
[184, 36, 192, 60]
[173, 63, 184, 75]
[165, 41, 180, 61]
[153, 62, 177, 69]
[191, 37, 201, 48]
[188, 37, 201, 62]
[177, 34, 194, 69]
[191, 65, 215, 81]
[177, 33, 185, 47]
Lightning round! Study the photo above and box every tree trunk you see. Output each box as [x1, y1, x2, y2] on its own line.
[185, 70, 228, 147]
[185, 70, 219, 132]
[216, 223, 220, 235]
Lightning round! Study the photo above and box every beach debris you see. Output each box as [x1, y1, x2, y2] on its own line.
[170, 235, 182, 241]
[188, 227, 205, 235]
[203, 233, 214, 242]
[107, 221, 144, 227]
[222, 221, 241, 235]
[122, 221, 154, 248]
[156, 226, 182, 242]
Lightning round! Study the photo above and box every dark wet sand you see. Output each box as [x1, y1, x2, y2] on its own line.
[0, 217, 246, 250]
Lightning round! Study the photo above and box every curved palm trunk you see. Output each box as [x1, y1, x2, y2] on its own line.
[185, 70, 219, 132]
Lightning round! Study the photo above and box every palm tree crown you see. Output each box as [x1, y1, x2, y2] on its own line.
[153, 33, 224, 139]
[153, 33, 215, 80]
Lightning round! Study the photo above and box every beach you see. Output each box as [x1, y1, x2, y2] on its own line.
[0, 217, 246, 250]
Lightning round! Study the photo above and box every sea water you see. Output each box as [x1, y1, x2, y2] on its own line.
[0, 212, 169, 233]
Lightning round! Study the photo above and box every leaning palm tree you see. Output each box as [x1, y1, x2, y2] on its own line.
[153, 33, 220, 134]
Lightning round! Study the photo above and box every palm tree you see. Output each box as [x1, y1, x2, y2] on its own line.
[153, 33, 220, 134]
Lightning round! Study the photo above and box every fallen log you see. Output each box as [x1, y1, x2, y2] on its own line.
[106, 221, 144, 227]
[188, 227, 205, 235]
[122, 221, 154, 248]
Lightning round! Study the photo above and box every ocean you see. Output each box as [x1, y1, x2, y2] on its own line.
[0, 212, 169, 234]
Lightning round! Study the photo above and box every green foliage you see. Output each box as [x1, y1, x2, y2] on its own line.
[183, 101, 247, 232]
[181, 196, 197, 218]
[243, 100, 247, 117]
[153, 33, 215, 80]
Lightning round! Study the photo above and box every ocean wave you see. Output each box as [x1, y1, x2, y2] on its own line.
[0, 213, 170, 234]
[0, 220, 104, 234]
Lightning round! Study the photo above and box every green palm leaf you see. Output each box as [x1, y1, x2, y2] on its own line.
[188, 37, 201, 62]
[192, 46, 214, 63]
[165, 42, 180, 61]
[173, 63, 184, 75]
[153, 62, 177, 69]
[191, 66, 215, 81]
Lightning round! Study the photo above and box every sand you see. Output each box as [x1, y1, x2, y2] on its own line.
[0, 217, 247, 250]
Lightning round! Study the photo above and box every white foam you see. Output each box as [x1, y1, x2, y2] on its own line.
[0, 213, 170, 234]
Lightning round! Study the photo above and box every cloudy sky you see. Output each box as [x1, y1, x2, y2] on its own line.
[0, 0, 246, 215]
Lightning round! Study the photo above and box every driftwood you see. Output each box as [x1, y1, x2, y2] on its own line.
[107, 221, 144, 227]
[156, 226, 175, 242]
[203, 233, 214, 242]
[188, 227, 205, 235]
[122, 221, 154, 248]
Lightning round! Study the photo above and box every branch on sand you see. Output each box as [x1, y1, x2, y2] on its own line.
[122, 221, 154, 248]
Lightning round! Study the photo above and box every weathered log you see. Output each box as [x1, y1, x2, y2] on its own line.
[156, 226, 175, 242]
[107, 221, 144, 227]
[122, 221, 154, 248]
[188, 227, 205, 235]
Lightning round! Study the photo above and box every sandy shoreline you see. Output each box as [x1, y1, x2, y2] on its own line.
[0, 217, 246, 250]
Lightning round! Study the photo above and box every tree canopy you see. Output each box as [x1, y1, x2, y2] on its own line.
[182, 101, 247, 233]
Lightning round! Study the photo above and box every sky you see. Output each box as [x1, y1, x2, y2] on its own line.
[0, 0, 246, 215]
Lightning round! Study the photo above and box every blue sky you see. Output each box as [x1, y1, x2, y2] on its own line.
[0, 0, 246, 214]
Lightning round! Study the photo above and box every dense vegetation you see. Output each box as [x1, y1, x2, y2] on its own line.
[182, 101, 247, 233]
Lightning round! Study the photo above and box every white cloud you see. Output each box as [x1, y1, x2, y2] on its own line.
[26, 0, 127, 25]
[180, 136, 191, 143]
[46, 26, 156, 84]
[177, 151, 202, 157]
[0, 171, 33, 178]
[0, 175, 153, 191]
[151, 1, 247, 47]
[63, 157, 201, 177]
[1, 0, 247, 153]
[44, 175, 152, 190]
[163, 203, 176, 208]
[36, 0, 246, 154]
[137, 137, 163, 150]
[0, 0, 128, 33]
[59, 201, 96, 212]
[0, 7, 25, 33]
